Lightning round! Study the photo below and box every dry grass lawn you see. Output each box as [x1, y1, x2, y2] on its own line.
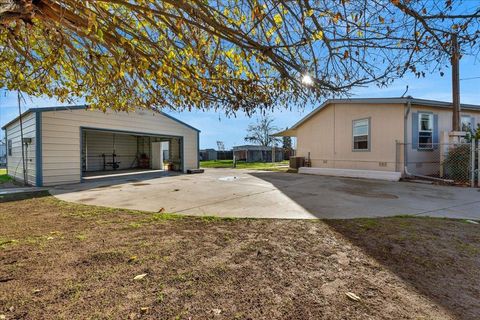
[1, 193, 479, 320]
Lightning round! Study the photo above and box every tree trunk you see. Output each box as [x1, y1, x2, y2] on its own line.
[0, 0, 34, 25]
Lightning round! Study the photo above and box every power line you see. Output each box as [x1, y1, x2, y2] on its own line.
[460, 76, 480, 81]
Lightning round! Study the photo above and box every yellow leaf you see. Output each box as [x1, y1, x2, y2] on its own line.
[313, 30, 324, 40]
[273, 13, 283, 25]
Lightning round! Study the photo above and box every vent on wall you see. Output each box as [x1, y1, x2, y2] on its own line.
[323, 160, 328, 164]
[379, 162, 387, 167]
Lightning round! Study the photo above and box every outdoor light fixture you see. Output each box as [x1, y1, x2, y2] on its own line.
[301, 74, 314, 86]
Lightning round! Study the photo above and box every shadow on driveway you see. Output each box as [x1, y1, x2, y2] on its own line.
[249, 171, 480, 219]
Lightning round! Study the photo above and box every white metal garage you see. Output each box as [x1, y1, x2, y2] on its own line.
[2, 106, 200, 186]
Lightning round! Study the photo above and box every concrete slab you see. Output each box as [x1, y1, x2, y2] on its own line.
[51, 168, 480, 220]
[0, 187, 49, 196]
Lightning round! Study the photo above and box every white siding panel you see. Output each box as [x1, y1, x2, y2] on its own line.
[41, 108, 198, 186]
[5, 112, 37, 185]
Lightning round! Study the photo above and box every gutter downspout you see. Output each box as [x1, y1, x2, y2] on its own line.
[404, 166, 454, 183]
[403, 98, 411, 177]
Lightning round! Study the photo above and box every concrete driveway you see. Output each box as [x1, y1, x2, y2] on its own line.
[51, 168, 480, 220]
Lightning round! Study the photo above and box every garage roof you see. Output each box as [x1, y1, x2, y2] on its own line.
[1, 105, 200, 132]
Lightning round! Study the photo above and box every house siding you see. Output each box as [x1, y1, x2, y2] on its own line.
[5, 112, 37, 185]
[296, 103, 404, 172]
[41, 108, 198, 186]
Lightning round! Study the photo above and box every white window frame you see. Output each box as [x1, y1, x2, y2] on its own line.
[461, 115, 472, 132]
[352, 118, 370, 151]
[418, 112, 433, 150]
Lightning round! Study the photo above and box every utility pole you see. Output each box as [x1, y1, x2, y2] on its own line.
[451, 33, 460, 131]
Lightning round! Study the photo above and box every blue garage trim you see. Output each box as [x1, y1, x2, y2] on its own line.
[80, 127, 83, 181]
[30, 105, 88, 113]
[35, 112, 43, 186]
[80, 126, 184, 139]
[180, 136, 185, 172]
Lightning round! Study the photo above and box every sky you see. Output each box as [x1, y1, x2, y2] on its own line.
[1, 55, 479, 149]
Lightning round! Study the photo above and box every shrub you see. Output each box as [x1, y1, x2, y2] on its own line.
[443, 144, 471, 182]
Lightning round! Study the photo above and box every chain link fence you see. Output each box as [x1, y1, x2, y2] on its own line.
[396, 140, 479, 186]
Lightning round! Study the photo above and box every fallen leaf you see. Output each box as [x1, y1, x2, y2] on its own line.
[133, 273, 147, 280]
[158, 208, 165, 213]
[212, 308, 222, 315]
[128, 256, 137, 263]
[345, 292, 361, 301]
[140, 307, 149, 313]
[33, 289, 42, 294]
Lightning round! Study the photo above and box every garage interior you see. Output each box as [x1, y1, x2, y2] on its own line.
[81, 129, 183, 179]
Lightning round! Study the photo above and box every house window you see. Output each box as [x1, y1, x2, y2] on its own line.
[353, 118, 369, 151]
[418, 113, 433, 149]
[7, 140, 12, 156]
[461, 115, 472, 132]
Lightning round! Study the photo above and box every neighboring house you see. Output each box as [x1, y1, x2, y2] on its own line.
[233, 145, 284, 162]
[200, 148, 218, 161]
[0, 140, 6, 167]
[1, 106, 200, 186]
[277, 97, 480, 178]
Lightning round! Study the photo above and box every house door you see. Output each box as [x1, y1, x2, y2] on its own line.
[151, 142, 163, 170]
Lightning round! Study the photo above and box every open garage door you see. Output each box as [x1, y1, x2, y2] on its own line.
[81, 129, 183, 179]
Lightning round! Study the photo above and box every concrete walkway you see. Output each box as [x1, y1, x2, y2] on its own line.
[51, 168, 480, 220]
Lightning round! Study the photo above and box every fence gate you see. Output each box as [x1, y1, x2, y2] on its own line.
[396, 140, 478, 187]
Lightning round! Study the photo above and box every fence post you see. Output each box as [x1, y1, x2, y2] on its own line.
[471, 139, 476, 188]
[477, 139, 480, 187]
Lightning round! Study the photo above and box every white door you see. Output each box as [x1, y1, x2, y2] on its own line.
[151, 142, 163, 169]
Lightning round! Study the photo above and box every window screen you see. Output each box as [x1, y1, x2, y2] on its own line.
[353, 119, 369, 150]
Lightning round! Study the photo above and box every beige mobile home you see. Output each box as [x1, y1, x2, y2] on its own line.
[2, 106, 200, 186]
[278, 97, 480, 180]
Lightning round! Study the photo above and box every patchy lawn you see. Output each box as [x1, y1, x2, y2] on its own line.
[200, 160, 289, 171]
[1, 195, 479, 320]
[0, 168, 12, 184]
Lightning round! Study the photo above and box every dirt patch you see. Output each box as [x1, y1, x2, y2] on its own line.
[325, 218, 480, 320]
[132, 183, 151, 186]
[0, 196, 479, 319]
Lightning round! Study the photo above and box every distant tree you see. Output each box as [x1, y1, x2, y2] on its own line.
[282, 135, 292, 150]
[244, 115, 281, 147]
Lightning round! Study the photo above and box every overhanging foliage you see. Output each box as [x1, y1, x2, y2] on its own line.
[1, 0, 479, 114]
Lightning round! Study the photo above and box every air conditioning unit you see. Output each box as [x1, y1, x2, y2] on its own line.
[289, 156, 305, 169]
